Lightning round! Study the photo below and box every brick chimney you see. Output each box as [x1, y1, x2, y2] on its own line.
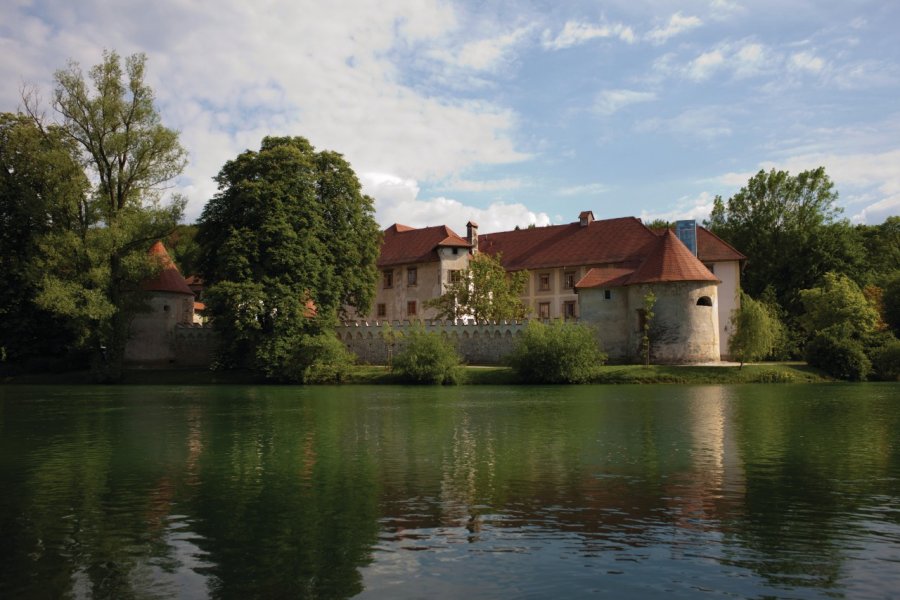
[466, 220, 479, 253]
[578, 210, 594, 227]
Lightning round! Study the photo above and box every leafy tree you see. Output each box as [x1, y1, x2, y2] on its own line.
[22, 52, 186, 380]
[285, 332, 355, 384]
[856, 216, 900, 285]
[729, 292, 780, 367]
[0, 113, 88, 364]
[805, 331, 871, 381]
[391, 325, 463, 384]
[799, 272, 879, 339]
[197, 136, 381, 379]
[707, 167, 864, 316]
[165, 224, 201, 276]
[506, 320, 606, 383]
[426, 252, 528, 321]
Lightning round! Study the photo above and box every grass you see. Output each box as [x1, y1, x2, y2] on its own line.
[3, 363, 830, 385]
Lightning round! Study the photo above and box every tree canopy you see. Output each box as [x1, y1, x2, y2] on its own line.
[799, 272, 879, 339]
[707, 167, 864, 316]
[17, 51, 185, 379]
[196, 135, 381, 379]
[425, 252, 528, 321]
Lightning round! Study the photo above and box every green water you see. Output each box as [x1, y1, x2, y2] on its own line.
[0, 383, 898, 599]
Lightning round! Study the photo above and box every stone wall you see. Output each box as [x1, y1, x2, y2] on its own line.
[173, 324, 220, 367]
[336, 319, 530, 365]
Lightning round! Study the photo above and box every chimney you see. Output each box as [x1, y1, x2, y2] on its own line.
[466, 220, 479, 253]
[578, 210, 594, 227]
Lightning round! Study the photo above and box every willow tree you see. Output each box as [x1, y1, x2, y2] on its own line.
[729, 292, 780, 368]
[24, 51, 186, 380]
[197, 136, 380, 380]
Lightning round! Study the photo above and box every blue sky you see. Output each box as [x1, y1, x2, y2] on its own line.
[3, 0, 898, 233]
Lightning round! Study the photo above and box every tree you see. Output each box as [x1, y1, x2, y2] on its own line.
[707, 167, 865, 316]
[799, 272, 879, 339]
[883, 274, 900, 337]
[196, 136, 380, 380]
[0, 113, 88, 364]
[22, 52, 186, 379]
[391, 325, 463, 385]
[506, 320, 606, 383]
[729, 292, 780, 368]
[425, 252, 528, 321]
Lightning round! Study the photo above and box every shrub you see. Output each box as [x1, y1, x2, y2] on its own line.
[506, 320, 607, 384]
[870, 337, 900, 382]
[805, 331, 871, 381]
[750, 369, 794, 383]
[392, 326, 463, 385]
[286, 333, 355, 384]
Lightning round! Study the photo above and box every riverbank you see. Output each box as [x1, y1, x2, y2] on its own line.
[2, 363, 830, 385]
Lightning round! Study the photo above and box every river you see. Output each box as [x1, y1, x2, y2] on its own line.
[1, 383, 898, 598]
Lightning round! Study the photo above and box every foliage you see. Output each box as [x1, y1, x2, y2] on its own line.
[197, 135, 381, 379]
[641, 291, 656, 366]
[729, 292, 781, 367]
[707, 167, 864, 316]
[21, 51, 186, 380]
[856, 216, 900, 286]
[426, 252, 528, 321]
[805, 331, 871, 381]
[799, 272, 879, 339]
[391, 326, 463, 385]
[285, 333, 355, 384]
[749, 370, 795, 383]
[165, 224, 201, 276]
[869, 337, 900, 382]
[0, 113, 88, 363]
[506, 320, 607, 384]
[883, 274, 900, 337]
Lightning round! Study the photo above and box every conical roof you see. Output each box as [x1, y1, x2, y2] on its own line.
[628, 229, 719, 285]
[142, 241, 194, 295]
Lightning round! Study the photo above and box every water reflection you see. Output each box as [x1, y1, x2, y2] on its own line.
[1, 384, 899, 598]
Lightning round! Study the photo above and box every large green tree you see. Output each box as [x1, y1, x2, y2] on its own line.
[196, 136, 380, 380]
[0, 113, 88, 363]
[707, 167, 864, 317]
[799, 272, 879, 339]
[426, 252, 529, 321]
[22, 51, 187, 380]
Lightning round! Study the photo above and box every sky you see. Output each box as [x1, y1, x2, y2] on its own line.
[2, 0, 899, 234]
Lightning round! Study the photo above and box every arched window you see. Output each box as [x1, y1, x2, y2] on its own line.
[697, 296, 713, 307]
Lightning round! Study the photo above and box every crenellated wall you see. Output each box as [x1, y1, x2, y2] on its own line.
[336, 319, 531, 364]
[173, 324, 220, 367]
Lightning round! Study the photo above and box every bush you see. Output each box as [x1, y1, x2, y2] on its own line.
[805, 331, 871, 381]
[750, 369, 794, 383]
[286, 332, 355, 384]
[870, 337, 900, 381]
[392, 326, 463, 385]
[506, 320, 607, 384]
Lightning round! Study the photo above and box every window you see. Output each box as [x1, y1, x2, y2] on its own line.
[449, 270, 462, 283]
[539, 302, 551, 319]
[697, 296, 713, 307]
[564, 301, 576, 319]
[604, 290, 611, 300]
[377, 303, 386, 317]
[452, 247, 459, 255]
[564, 271, 576, 289]
[539, 273, 551, 291]
[407, 301, 417, 316]
[383, 270, 393, 289]
[407, 267, 417, 286]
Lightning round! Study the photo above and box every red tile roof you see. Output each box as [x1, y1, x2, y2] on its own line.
[696, 226, 746, 262]
[143, 241, 194, 295]
[477, 217, 657, 270]
[577, 229, 719, 289]
[378, 224, 471, 267]
[628, 229, 720, 284]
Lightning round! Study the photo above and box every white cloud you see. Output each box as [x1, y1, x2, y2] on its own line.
[434, 177, 527, 193]
[790, 51, 826, 73]
[541, 20, 635, 50]
[687, 49, 727, 80]
[594, 89, 656, 115]
[557, 183, 610, 196]
[1, 0, 532, 223]
[430, 26, 531, 72]
[362, 172, 550, 233]
[637, 108, 733, 140]
[640, 192, 718, 224]
[646, 13, 702, 45]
